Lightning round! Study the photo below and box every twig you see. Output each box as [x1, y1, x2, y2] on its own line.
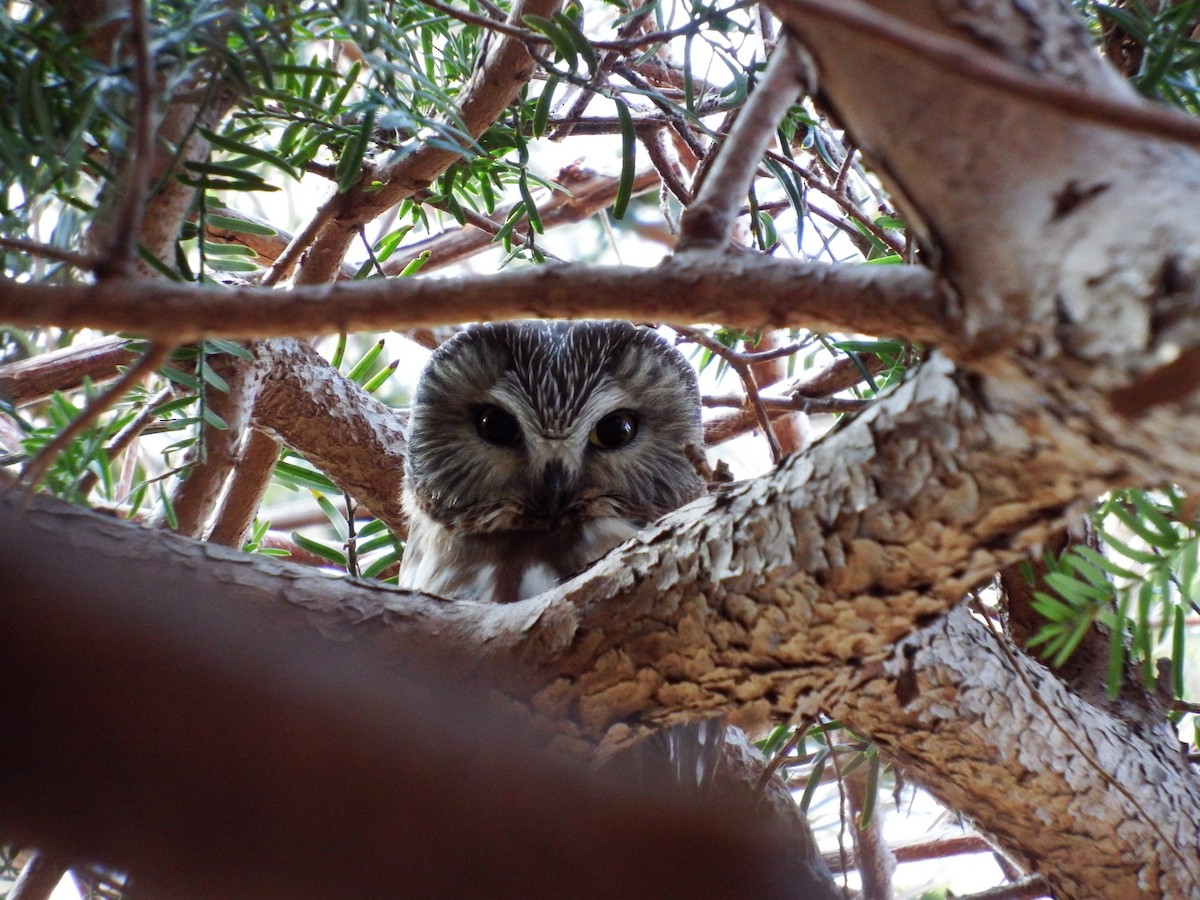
[207, 428, 280, 548]
[159, 351, 262, 537]
[0, 236, 100, 272]
[625, 58, 723, 102]
[641, 126, 694, 207]
[821, 834, 1003, 873]
[677, 326, 783, 463]
[844, 758, 895, 899]
[17, 342, 170, 495]
[762, 147, 905, 257]
[834, 146, 856, 194]
[76, 385, 173, 497]
[677, 38, 811, 250]
[826, 728, 854, 898]
[542, 101, 732, 133]
[423, 0, 756, 53]
[100, 0, 157, 277]
[421, 0, 544, 43]
[612, 63, 710, 161]
[755, 721, 810, 793]
[384, 166, 658, 273]
[702, 394, 870, 414]
[263, 196, 341, 287]
[418, 192, 568, 264]
[550, 0, 657, 143]
[702, 351, 884, 445]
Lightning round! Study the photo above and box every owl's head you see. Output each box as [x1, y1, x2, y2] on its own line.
[404, 320, 705, 534]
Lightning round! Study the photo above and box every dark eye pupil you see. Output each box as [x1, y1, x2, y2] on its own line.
[476, 405, 521, 446]
[591, 411, 638, 449]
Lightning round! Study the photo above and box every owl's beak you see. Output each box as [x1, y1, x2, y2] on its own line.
[536, 458, 577, 522]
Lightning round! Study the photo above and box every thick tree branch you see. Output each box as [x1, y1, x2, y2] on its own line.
[0, 337, 137, 407]
[0, 258, 952, 345]
[767, 0, 1200, 354]
[247, 339, 408, 535]
[5, 334, 1195, 900]
[11, 4, 1200, 899]
[8, 852, 68, 900]
[770, 0, 1200, 146]
[0, 490, 797, 900]
[4, 341, 1199, 896]
[828, 604, 1200, 898]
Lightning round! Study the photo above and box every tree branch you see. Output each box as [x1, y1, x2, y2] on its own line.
[827, 604, 1200, 897]
[7, 852, 68, 900]
[206, 429, 280, 548]
[769, 0, 1200, 148]
[246, 339, 408, 535]
[678, 38, 810, 250]
[17, 342, 170, 493]
[0, 337, 137, 407]
[0, 489, 799, 900]
[294, 0, 564, 284]
[155, 352, 263, 536]
[97, 0, 156, 278]
[0, 258, 952, 345]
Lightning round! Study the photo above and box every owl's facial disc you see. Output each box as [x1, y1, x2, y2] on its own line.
[402, 319, 706, 542]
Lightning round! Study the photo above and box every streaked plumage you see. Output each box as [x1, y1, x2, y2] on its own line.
[398, 320, 704, 603]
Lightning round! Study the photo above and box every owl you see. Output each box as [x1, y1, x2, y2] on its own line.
[398, 319, 705, 604]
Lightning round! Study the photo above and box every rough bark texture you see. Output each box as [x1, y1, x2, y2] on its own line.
[517, 355, 1138, 751]
[249, 339, 409, 534]
[770, 0, 1200, 373]
[829, 604, 1199, 897]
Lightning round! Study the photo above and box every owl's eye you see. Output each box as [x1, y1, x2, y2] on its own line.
[476, 405, 522, 446]
[589, 411, 638, 449]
